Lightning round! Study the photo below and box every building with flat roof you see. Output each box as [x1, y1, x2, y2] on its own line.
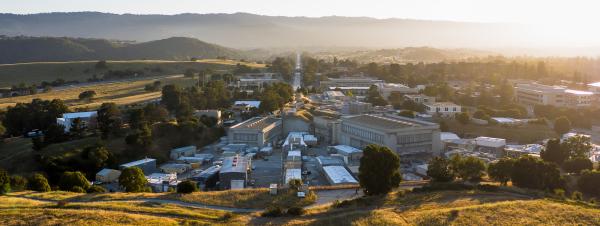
[232, 100, 261, 111]
[228, 116, 282, 147]
[516, 83, 594, 108]
[314, 116, 341, 145]
[56, 111, 98, 132]
[285, 168, 302, 184]
[423, 102, 462, 117]
[96, 168, 121, 183]
[331, 145, 363, 161]
[119, 158, 157, 175]
[376, 83, 418, 99]
[170, 146, 196, 160]
[323, 91, 346, 101]
[219, 155, 249, 189]
[322, 166, 358, 185]
[343, 101, 373, 115]
[319, 76, 383, 88]
[337, 114, 442, 156]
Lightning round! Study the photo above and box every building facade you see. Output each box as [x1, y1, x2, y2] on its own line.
[423, 102, 462, 117]
[337, 114, 442, 156]
[515, 83, 594, 108]
[228, 116, 282, 147]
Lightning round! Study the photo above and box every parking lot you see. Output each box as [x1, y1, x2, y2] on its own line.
[250, 150, 283, 187]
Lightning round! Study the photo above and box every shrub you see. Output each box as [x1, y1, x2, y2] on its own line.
[177, 180, 198, 194]
[29, 173, 51, 192]
[589, 197, 597, 205]
[10, 175, 28, 191]
[59, 171, 91, 191]
[261, 206, 284, 217]
[287, 206, 305, 216]
[427, 156, 454, 182]
[571, 191, 583, 201]
[577, 170, 600, 196]
[553, 189, 565, 198]
[476, 184, 499, 192]
[87, 185, 107, 193]
[56, 200, 69, 208]
[0, 169, 9, 194]
[562, 158, 593, 174]
[288, 179, 303, 191]
[71, 186, 86, 193]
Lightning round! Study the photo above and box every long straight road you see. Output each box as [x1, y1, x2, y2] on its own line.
[292, 52, 302, 91]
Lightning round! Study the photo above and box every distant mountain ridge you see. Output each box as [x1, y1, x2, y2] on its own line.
[0, 12, 532, 49]
[0, 36, 244, 64]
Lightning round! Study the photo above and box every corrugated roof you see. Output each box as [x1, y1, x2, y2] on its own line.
[344, 114, 423, 130]
[323, 166, 358, 184]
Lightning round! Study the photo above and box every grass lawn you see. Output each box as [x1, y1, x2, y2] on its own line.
[446, 120, 558, 143]
[0, 59, 260, 87]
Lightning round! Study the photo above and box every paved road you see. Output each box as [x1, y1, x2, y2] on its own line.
[292, 53, 302, 90]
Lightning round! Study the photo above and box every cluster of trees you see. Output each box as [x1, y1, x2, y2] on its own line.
[541, 136, 594, 174]
[535, 105, 598, 129]
[428, 155, 564, 191]
[258, 83, 294, 113]
[269, 57, 294, 81]
[365, 85, 387, 106]
[2, 99, 69, 136]
[102, 69, 146, 80]
[38, 143, 115, 184]
[0, 169, 52, 194]
[473, 104, 527, 120]
[161, 81, 231, 120]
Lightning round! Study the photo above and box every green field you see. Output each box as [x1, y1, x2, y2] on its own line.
[0, 59, 265, 87]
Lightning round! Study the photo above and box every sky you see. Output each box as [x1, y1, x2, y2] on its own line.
[2, 0, 599, 25]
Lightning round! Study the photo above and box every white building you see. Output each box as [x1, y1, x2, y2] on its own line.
[323, 91, 346, 101]
[56, 111, 98, 132]
[322, 165, 358, 185]
[232, 100, 261, 111]
[320, 76, 383, 88]
[343, 101, 373, 115]
[228, 116, 282, 147]
[423, 102, 461, 117]
[331, 145, 363, 161]
[337, 114, 442, 156]
[96, 168, 121, 183]
[376, 83, 418, 99]
[516, 83, 594, 108]
[404, 94, 435, 104]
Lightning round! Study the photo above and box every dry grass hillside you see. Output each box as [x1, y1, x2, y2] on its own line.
[1, 188, 598, 226]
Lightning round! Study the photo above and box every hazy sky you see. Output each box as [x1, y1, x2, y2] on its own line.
[2, 0, 599, 25]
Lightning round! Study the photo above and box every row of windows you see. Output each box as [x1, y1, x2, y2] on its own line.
[341, 124, 384, 143]
[397, 133, 432, 144]
[233, 133, 258, 141]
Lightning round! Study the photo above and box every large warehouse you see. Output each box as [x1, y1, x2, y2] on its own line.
[228, 116, 282, 147]
[337, 114, 442, 156]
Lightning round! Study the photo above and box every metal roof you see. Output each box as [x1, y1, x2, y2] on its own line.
[323, 166, 358, 184]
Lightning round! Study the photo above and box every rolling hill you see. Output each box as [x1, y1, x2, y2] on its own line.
[0, 36, 245, 64]
[0, 12, 531, 50]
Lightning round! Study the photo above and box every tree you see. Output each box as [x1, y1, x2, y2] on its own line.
[143, 104, 169, 123]
[562, 158, 593, 174]
[487, 158, 514, 185]
[288, 178, 303, 190]
[456, 112, 470, 125]
[541, 139, 568, 165]
[43, 123, 67, 144]
[70, 118, 85, 138]
[78, 90, 97, 102]
[365, 85, 388, 106]
[449, 155, 486, 182]
[577, 170, 600, 196]
[439, 120, 449, 132]
[0, 169, 10, 194]
[59, 171, 91, 192]
[29, 173, 51, 192]
[561, 135, 593, 159]
[177, 180, 198, 194]
[398, 110, 415, 118]
[511, 155, 563, 190]
[553, 116, 571, 135]
[119, 167, 147, 192]
[128, 108, 147, 131]
[427, 156, 454, 182]
[358, 144, 401, 195]
[97, 103, 122, 139]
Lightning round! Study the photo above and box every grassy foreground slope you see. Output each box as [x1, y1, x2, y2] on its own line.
[254, 190, 600, 226]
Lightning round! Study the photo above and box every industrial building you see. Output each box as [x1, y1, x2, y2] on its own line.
[95, 168, 121, 183]
[313, 116, 341, 145]
[159, 163, 191, 174]
[170, 146, 196, 160]
[190, 165, 221, 190]
[285, 168, 302, 184]
[322, 166, 358, 185]
[342, 101, 373, 115]
[376, 83, 418, 99]
[56, 111, 98, 132]
[146, 173, 178, 192]
[404, 94, 436, 104]
[331, 145, 363, 161]
[219, 155, 249, 190]
[120, 158, 157, 175]
[228, 116, 282, 147]
[319, 76, 383, 88]
[337, 114, 442, 156]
